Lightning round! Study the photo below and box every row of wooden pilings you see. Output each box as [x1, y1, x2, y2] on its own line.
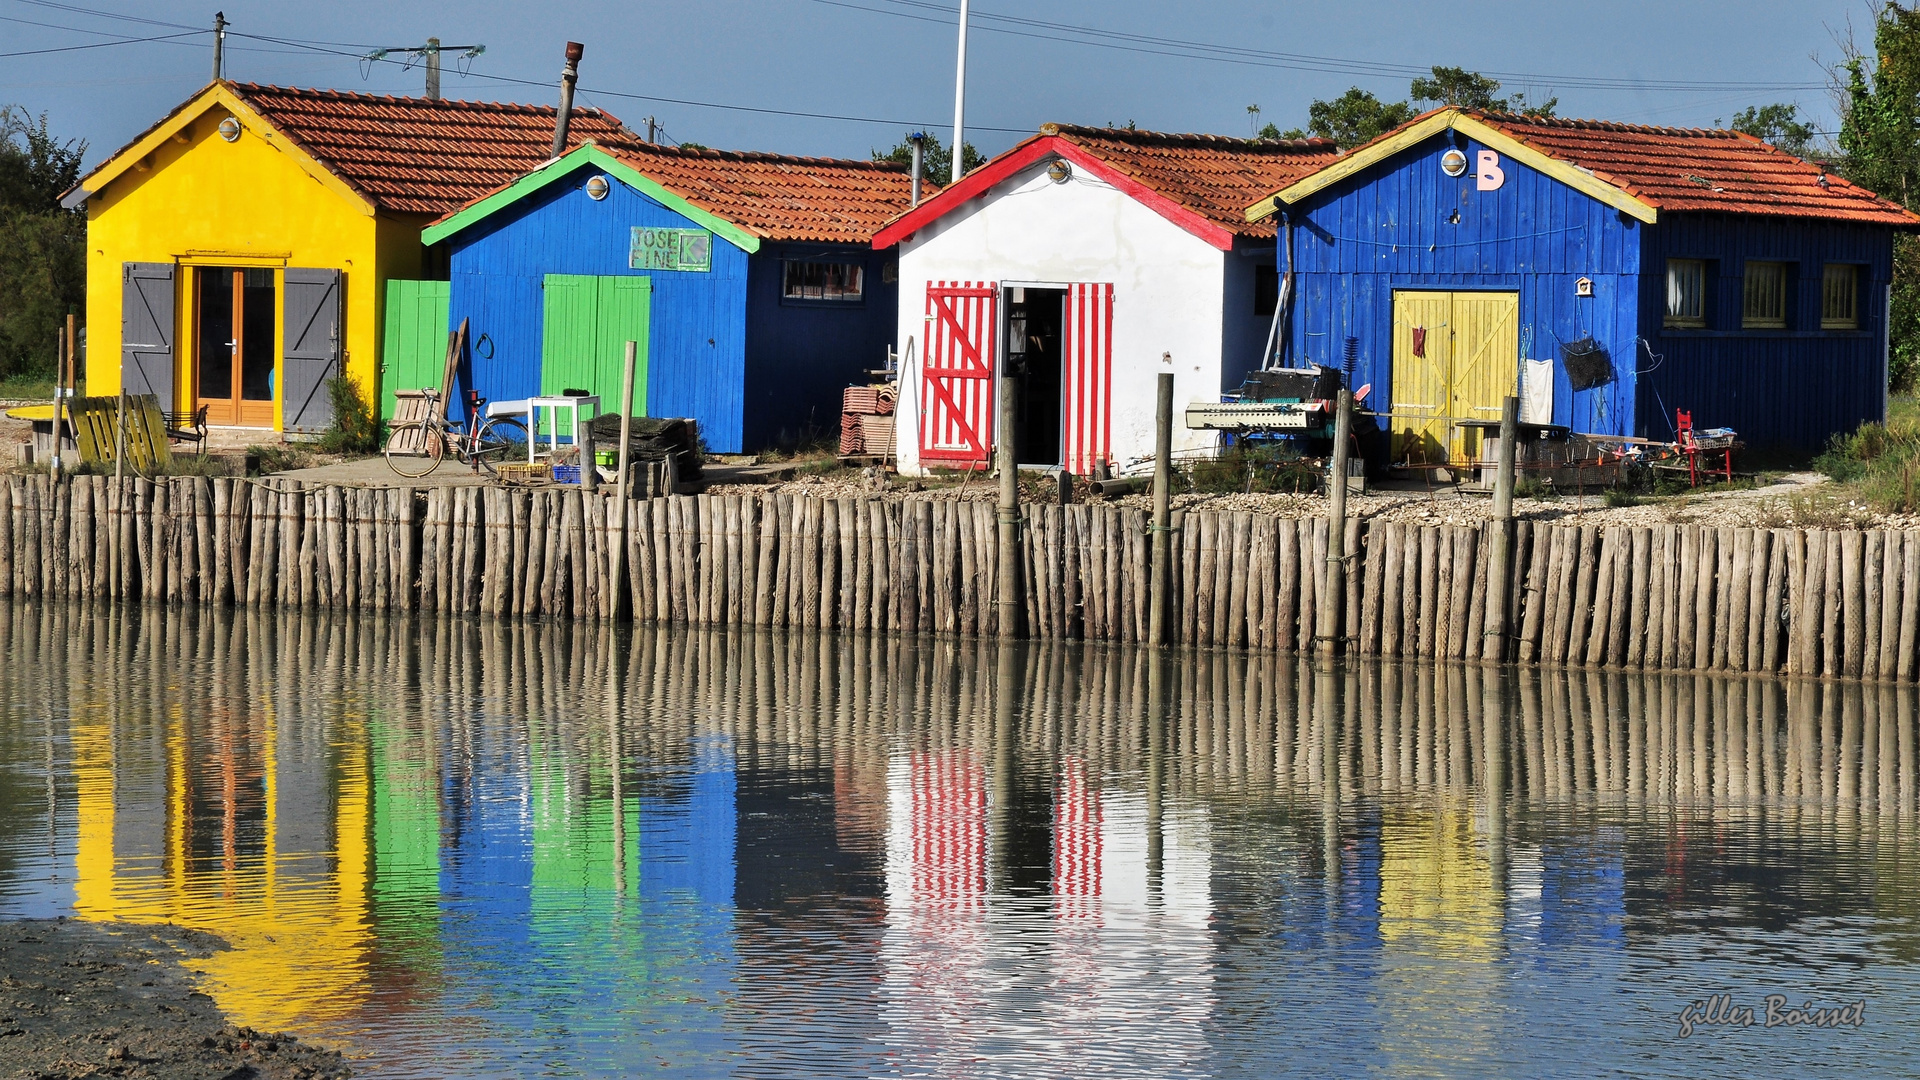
[2, 466, 1919, 682]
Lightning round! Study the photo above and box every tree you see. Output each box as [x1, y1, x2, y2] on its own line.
[1411, 65, 1557, 116]
[1295, 88, 1418, 145]
[1284, 67, 1553, 148]
[873, 132, 983, 184]
[0, 106, 86, 381]
[1730, 103, 1818, 159]
[1839, 3, 1920, 391]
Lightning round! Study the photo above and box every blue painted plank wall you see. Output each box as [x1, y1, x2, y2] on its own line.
[1286, 131, 1642, 437]
[742, 241, 900, 449]
[1637, 215, 1892, 450]
[445, 161, 753, 450]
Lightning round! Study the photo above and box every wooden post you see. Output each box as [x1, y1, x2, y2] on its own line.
[608, 339, 638, 620]
[997, 375, 1022, 640]
[1148, 372, 1174, 645]
[1317, 389, 1353, 657]
[49, 325, 67, 474]
[1483, 395, 1519, 662]
[580, 403, 598, 492]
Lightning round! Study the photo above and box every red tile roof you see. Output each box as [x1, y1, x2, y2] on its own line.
[230, 82, 632, 217]
[1043, 124, 1341, 237]
[595, 141, 925, 243]
[1452, 110, 1918, 226]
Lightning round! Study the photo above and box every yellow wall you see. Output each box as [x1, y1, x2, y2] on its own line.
[82, 93, 417, 428]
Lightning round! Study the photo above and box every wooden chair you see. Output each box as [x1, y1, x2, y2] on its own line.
[163, 404, 209, 454]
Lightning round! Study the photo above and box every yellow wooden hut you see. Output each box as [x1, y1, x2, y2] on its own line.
[64, 81, 627, 435]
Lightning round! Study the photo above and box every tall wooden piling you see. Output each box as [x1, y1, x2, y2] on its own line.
[1149, 372, 1174, 646]
[1484, 395, 1519, 662]
[1317, 389, 1352, 658]
[997, 375, 1022, 640]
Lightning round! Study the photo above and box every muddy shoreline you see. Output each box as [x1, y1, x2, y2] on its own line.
[0, 919, 349, 1080]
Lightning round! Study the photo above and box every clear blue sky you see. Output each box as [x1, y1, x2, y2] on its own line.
[0, 0, 1869, 168]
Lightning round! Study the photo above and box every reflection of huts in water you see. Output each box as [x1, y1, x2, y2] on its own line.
[17, 604, 1920, 1046]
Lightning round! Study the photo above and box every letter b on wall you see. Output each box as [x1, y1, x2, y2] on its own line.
[1476, 150, 1505, 191]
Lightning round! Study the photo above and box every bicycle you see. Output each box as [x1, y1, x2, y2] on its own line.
[384, 389, 531, 478]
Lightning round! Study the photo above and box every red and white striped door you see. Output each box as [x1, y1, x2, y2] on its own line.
[1061, 283, 1115, 476]
[920, 282, 998, 466]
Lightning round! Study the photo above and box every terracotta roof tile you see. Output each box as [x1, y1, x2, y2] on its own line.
[1341, 109, 1920, 226]
[1047, 124, 1341, 237]
[230, 82, 632, 217]
[592, 140, 924, 243]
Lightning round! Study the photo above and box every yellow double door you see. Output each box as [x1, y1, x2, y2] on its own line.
[1389, 290, 1519, 466]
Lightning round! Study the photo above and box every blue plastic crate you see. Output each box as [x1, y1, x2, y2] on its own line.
[552, 464, 581, 484]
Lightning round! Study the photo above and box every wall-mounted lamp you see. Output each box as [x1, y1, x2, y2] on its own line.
[585, 175, 610, 201]
[217, 117, 241, 143]
[1047, 159, 1073, 183]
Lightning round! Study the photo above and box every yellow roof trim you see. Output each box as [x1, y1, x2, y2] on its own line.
[1244, 109, 1658, 225]
[73, 83, 375, 218]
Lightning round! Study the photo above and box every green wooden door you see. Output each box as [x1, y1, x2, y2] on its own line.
[380, 280, 450, 422]
[541, 274, 650, 437]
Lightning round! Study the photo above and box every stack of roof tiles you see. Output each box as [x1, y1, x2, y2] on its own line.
[839, 384, 897, 457]
[1040, 124, 1341, 237]
[229, 82, 632, 217]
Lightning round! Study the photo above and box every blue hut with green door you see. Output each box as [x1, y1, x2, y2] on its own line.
[1245, 108, 1920, 461]
[417, 140, 917, 452]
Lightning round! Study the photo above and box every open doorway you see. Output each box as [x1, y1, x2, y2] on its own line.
[195, 267, 277, 427]
[1005, 285, 1065, 466]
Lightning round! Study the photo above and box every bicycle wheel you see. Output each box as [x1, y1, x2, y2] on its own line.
[385, 419, 445, 478]
[472, 416, 530, 475]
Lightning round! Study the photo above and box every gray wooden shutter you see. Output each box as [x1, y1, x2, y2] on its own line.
[121, 262, 174, 406]
[283, 267, 343, 433]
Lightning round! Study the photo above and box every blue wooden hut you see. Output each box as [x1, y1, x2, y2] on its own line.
[1245, 108, 1920, 460]
[420, 141, 916, 452]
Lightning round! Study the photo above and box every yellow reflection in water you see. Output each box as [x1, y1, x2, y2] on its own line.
[69, 703, 374, 1034]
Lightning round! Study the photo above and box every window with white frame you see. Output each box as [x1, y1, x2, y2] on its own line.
[1822, 264, 1860, 330]
[1665, 259, 1706, 328]
[783, 260, 864, 302]
[1742, 261, 1789, 329]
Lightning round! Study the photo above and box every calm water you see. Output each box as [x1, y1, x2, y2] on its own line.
[2, 604, 1918, 1077]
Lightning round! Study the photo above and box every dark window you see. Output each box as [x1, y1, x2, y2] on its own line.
[1665, 259, 1706, 328]
[1742, 261, 1789, 329]
[1254, 264, 1279, 317]
[783, 260, 864, 302]
[1822, 264, 1860, 330]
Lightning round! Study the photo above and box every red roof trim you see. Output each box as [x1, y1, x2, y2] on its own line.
[872, 134, 1239, 251]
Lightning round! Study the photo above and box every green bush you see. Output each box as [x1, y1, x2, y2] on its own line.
[1811, 410, 1920, 512]
[318, 374, 380, 454]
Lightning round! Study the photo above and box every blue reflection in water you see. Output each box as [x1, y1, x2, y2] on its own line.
[0, 604, 1917, 1079]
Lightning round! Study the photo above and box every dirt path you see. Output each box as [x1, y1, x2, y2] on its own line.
[0, 920, 349, 1080]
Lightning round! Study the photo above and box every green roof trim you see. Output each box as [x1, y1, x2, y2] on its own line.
[420, 144, 763, 252]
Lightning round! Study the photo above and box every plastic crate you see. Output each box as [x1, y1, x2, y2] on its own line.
[552, 464, 581, 484]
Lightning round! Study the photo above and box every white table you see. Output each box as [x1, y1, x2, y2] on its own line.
[525, 395, 600, 464]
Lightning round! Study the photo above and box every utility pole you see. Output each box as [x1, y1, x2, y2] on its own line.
[645, 116, 658, 142]
[951, 0, 969, 184]
[211, 11, 226, 81]
[424, 37, 441, 100]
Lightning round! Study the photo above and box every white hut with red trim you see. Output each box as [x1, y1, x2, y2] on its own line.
[873, 123, 1339, 477]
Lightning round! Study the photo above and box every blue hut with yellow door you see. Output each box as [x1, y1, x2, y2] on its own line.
[1245, 108, 1920, 460]
[414, 141, 917, 453]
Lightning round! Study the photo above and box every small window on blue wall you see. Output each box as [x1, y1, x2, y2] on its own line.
[1665, 259, 1706, 328]
[1254, 264, 1279, 317]
[784, 260, 864, 302]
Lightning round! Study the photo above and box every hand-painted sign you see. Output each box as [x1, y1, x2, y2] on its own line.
[630, 227, 712, 272]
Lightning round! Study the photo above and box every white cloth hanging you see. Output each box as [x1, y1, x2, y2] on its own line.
[1521, 359, 1554, 426]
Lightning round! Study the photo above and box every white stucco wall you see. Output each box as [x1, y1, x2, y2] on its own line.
[891, 160, 1228, 476]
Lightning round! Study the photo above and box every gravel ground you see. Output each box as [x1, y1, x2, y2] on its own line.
[705, 468, 1911, 530]
[0, 919, 350, 1080]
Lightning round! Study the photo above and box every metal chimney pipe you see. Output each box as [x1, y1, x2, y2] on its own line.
[550, 41, 584, 159]
[909, 132, 925, 206]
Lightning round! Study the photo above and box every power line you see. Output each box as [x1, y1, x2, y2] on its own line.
[0, 26, 200, 58]
[812, 0, 1829, 94]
